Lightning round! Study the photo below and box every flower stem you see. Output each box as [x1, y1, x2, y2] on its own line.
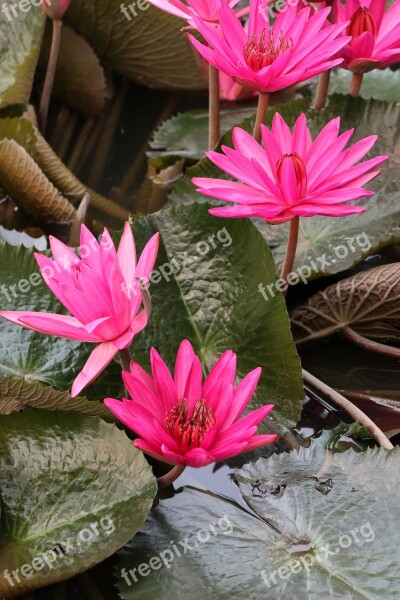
[280, 216, 300, 287]
[253, 91, 269, 143]
[302, 368, 393, 449]
[349, 72, 363, 97]
[208, 65, 220, 149]
[119, 348, 132, 398]
[39, 19, 62, 134]
[313, 70, 331, 110]
[157, 465, 186, 489]
[119, 348, 132, 372]
[343, 326, 400, 359]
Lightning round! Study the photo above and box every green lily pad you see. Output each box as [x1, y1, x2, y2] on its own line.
[329, 68, 400, 103]
[116, 445, 400, 600]
[0, 410, 156, 597]
[170, 95, 400, 281]
[65, 1, 204, 90]
[235, 445, 400, 598]
[0, 5, 45, 108]
[149, 106, 257, 160]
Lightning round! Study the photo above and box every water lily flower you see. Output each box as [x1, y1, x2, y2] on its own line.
[333, 0, 400, 72]
[192, 113, 388, 223]
[104, 340, 277, 467]
[147, 0, 249, 25]
[40, 0, 70, 20]
[0, 224, 159, 397]
[218, 70, 258, 101]
[187, 0, 351, 93]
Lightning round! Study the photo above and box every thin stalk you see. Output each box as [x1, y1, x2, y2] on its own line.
[314, 70, 331, 110]
[343, 326, 400, 359]
[280, 216, 300, 285]
[39, 19, 62, 134]
[87, 82, 129, 189]
[119, 348, 132, 372]
[157, 464, 186, 489]
[302, 368, 394, 450]
[349, 72, 363, 97]
[208, 65, 220, 149]
[313, 4, 334, 110]
[68, 117, 95, 172]
[119, 348, 132, 399]
[253, 91, 269, 143]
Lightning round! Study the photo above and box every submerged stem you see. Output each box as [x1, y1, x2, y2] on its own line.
[343, 326, 400, 359]
[253, 91, 269, 143]
[302, 369, 393, 450]
[280, 216, 300, 288]
[349, 72, 364, 97]
[157, 465, 186, 489]
[39, 19, 62, 134]
[208, 65, 220, 149]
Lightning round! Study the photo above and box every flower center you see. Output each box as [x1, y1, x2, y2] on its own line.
[348, 7, 377, 39]
[163, 398, 216, 453]
[243, 30, 292, 72]
[276, 152, 308, 198]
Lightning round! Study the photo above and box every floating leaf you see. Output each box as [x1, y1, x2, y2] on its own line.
[0, 376, 112, 420]
[0, 410, 156, 597]
[0, 5, 45, 108]
[291, 263, 400, 344]
[329, 68, 400, 103]
[38, 24, 106, 117]
[149, 106, 257, 160]
[170, 95, 400, 280]
[65, 2, 204, 90]
[117, 445, 400, 600]
[235, 446, 400, 598]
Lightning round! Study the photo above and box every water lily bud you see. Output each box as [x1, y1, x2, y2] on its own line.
[40, 0, 70, 21]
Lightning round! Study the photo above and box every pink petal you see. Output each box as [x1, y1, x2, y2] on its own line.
[150, 347, 178, 410]
[244, 434, 278, 452]
[184, 355, 204, 413]
[122, 372, 164, 419]
[117, 222, 137, 288]
[224, 367, 262, 428]
[135, 232, 160, 282]
[129, 360, 156, 393]
[0, 311, 99, 342]
[71, 341, 118, 397]
[174, 339, 196, 399]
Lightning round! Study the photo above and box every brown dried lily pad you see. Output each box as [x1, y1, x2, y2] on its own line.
[291, 263, 400, 345]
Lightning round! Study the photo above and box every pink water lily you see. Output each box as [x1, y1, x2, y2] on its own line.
[104, 340, 277, 467]
[192, 113, 388, 223]
[333, 0, 400, 72]
[187, 0, 351, 93]
[0, 224, 159, 397]
[148, 0, 249, 25]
